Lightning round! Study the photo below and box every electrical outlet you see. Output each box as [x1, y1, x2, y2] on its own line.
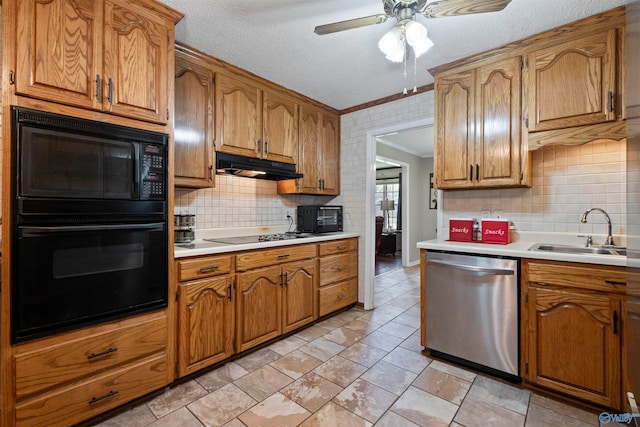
[286, 210, 291, 218]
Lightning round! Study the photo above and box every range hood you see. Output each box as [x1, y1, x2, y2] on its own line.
[215, 152, 303, 181]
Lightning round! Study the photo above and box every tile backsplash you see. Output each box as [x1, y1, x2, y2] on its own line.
[174, 174, 334, 229]
[442, 138, 627, 237]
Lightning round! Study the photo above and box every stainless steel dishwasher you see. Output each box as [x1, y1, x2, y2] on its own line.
[425, 250, 519, 380]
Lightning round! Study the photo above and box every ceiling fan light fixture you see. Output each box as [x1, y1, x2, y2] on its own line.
[412, 35, 433, 57]
[405, 20, 427, 47]
[378, 26, 402, 55]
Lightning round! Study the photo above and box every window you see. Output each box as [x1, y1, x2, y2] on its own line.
[375, 181, 399, 231]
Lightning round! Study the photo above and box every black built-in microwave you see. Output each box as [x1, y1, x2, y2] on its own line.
[297, 205, 343, 234]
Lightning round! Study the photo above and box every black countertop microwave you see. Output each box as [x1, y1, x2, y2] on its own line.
[297, 205, 343, 234]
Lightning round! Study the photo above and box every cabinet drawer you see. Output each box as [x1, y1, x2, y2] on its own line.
[319, 252, 357, 287]
[177, 255, 233, 281]
[319, 279, 357, 317]
[15, 316, 166, 398]
[318, 238, 357, 256]
[524, 259, 626, 294]
[236, 244, 316, 271]
[16, 355, 167, 427]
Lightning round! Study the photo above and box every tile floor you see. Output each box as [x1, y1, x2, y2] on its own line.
[96, 266, 613, 427]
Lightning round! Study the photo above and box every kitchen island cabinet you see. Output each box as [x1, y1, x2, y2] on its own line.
[522, 259, 626, 410]
[16, 0, 181, 124]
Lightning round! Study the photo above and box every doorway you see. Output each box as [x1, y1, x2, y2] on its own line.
[375, 156, 405, 276]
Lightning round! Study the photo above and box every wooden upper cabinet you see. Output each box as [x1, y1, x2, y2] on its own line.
[215, 74, 299, 163]
[16, 0, 173, 124]
[435, 57, 524, 189]
[262, 89, 299, 164]
[278, 103, 340, 195]
[174, 50, 215, 188]
[16, 0, 103, 110]
[527, 29, 617, 132]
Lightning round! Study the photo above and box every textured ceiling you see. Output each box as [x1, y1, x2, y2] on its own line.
[162, 0, 630, 110]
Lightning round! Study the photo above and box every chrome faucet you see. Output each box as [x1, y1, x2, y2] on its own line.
[580, 208, 615, 246]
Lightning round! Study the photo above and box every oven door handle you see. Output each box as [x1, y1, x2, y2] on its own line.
[20, 223, 165, 236]
[426, 259, 514, 276]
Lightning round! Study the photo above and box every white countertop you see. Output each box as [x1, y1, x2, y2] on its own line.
[175, 229, 359, 258]
[417, 231, 627, 267]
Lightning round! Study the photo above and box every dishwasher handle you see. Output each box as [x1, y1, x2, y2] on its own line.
[426, 258, 515, 276]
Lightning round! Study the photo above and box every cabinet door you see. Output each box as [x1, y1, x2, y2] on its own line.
[16, 0, 103, 110]
[435, 70, 475, 189]
[174, 53, 215, 187]
[215, 74, 262, 158]
[236, 266, 282, 352]
[282, 259, 316, 334]
[103, 0, 169, 124]
[527, 30, 617, 132]
[475, 57, 522, 186]
[527, 286, 621, 408]
[296, 105, 322, 193]
[320, 113, 340, 195]
[178, 276, 234, 377]
[263, 89, 298, 164]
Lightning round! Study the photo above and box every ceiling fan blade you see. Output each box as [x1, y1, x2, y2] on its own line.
[314, 14, 389, 35]
[422, 0, 511, 18]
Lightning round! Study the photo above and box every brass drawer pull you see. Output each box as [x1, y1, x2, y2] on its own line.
[605, 280, 626, 286]
[336, 245, 346, 250]
[89, 390, 119, 405]
[87, 347, 118, 360]
[336, 266, 346, 271]
[277, 254, 290, 259]
[337, 294, 345, 300]
[200, 265, 219, 273]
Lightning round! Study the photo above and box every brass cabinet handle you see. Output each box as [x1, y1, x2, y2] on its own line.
[336, 245, 346, 250]
[87, 347, 118, 360]
[200, 265, 219, 273]
[605, 280, 626, 286]
[277, 254, 290, 259]
[96, 75, 102, 101]
[336, 266, 346, 272]
[107, 78, 114, 104]
[337, 294, 344, 300]
[89, 390, 119, 405]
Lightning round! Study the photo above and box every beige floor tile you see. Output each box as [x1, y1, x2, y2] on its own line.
[316, 316, 348, 330]
[299, 401, 372, 427]
[412, 366, 472, 405]
[238, 392, 310, 427]
[358, 308, 401, 325]
[235, 347, 282, 372]
[454, 394, 525, 427]
[398, 333, 424, 353]
[281, 372, 343, 412]
[376, 321, 417, 340]
[312, 355, 368, 388]
[375, 410, 420, 427]
[342, 318, 383, 335]
[322, 326, 366, 347]
[529, 393, 598, 425]
[234, 365, 294, 401]
[95, 404, 156, 427]
[390, 386, 458, 426]
[525, 403, 598, 427]
[222, 419, 246, 427]
[360, 360, 418, 396]
[294, 324, 334, 342]
[358, 330, 404, 352]
[148, 407, 203, 427]
[269, 349, 324, 379]
[467, 375, 530, 415]
[146, 380, 208, 419]
[187, 383, 256, 426]
[299, 337, 346, 361]
[386, 294, 419, 309]
[382, 346, 431, 374]
[428, 359, 477, 382]
[333, 378, 398, 423]
[268, 335, 308, 355]
[195, 362, 249, 392]
[339, 342, 388, 367]
[331, 309, 364, 323]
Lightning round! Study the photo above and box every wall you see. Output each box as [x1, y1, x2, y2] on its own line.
[376, 142, 436, 262]
[175, 175, 333, 229]
[338, 91, 435, 303]
[442, 139, 627, 241]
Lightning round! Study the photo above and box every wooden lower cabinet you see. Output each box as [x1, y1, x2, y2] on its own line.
[522, 259, 625, 409]
[317, 239, 358, 316]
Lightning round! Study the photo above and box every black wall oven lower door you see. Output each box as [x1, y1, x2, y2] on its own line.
[12, 221, 167, 342]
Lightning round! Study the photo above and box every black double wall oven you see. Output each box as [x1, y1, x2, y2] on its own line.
[11, 107, 169, 343]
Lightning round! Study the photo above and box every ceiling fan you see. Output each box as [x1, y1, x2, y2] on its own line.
[314, 0, 512, 35]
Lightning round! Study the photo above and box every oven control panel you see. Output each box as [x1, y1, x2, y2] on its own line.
[140, 144, 165, 200]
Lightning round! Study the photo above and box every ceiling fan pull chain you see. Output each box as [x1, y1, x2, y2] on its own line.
[413, 53, 418, 93]
[402, 38, 408, 95]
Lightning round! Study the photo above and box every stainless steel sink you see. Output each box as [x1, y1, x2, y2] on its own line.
[528, 243, 626, 256]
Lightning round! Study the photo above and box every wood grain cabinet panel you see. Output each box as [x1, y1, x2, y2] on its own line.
[434, 57, 524, 189]
[522, 259, 624, 410]
[319, 279, 358, 317]
[317, 238, 358, 316]
[177, 254, 233, 282]
[262, 89, 299, 164]
[236, 244, 316, 271]
[527, 30, 617, 132]
[282, 259, 317, 334]
[16, 0, 174, 124]
[178, 275, 234, 377]
[174, 49, 215, 188]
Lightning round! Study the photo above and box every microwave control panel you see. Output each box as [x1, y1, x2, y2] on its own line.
[140, 143, 165, 200]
